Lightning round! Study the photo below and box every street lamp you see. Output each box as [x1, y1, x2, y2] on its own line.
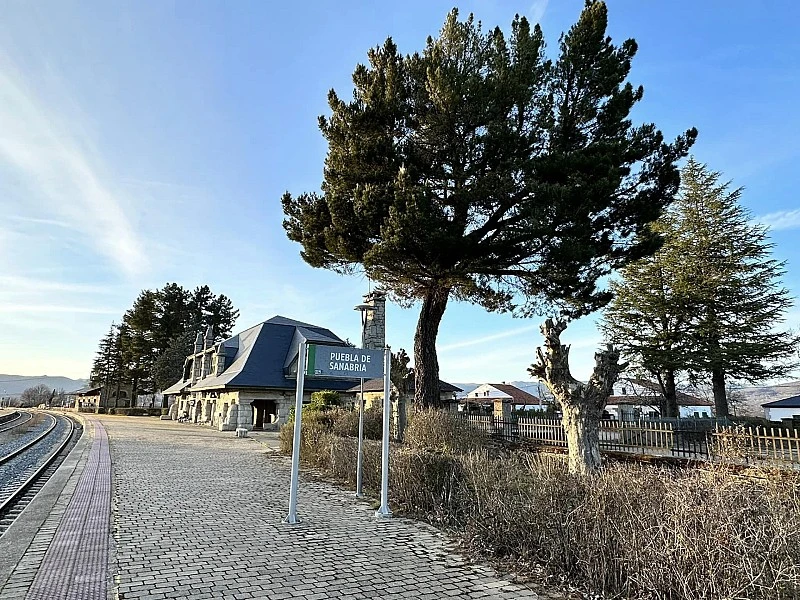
[353, 303, 374, 498]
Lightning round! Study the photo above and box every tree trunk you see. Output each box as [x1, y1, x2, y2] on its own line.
[413, 286, 451, 408]
[712, 367, 728, 418]
[662, 369, 679, 418]
[561, 402, 602, 475]
[530, 318, 627, 475]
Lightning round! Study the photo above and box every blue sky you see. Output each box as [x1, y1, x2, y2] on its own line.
[1, 0, 799, 385]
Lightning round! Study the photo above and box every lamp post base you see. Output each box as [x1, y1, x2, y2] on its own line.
[374, 507, 393, 519]
[282, 515, 302, 525]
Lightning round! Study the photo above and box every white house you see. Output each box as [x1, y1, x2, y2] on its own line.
[460, 383, 549, 415]
[606, 378, 714, 420]
[762, 395, 800, 421]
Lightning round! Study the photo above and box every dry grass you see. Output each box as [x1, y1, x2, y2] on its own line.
[279, 409, 800, 599]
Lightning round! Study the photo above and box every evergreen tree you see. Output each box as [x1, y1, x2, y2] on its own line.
[153, 330, 196, 391]
[600, 213, 694, 417]
[678, 159, 798, 417]
[603, 158, 799, 418]
[93, 283, 240, 395]
[282, 3, 696, 407]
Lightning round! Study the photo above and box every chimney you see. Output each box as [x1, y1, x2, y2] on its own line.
[194, 331, 203, 354]
[362, 289, 386, 350]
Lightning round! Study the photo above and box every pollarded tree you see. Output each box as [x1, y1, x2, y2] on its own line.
[677, 159, 798, 417]
[282, 2, 695, 407]
[529, 319, 626, 474]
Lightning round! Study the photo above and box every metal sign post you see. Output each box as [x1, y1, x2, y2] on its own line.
[355, 377, 365, 498]
[283, 340, 307, 525]
[375, 347, 392, 519]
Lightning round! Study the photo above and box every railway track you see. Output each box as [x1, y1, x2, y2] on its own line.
[0, 410, 33, 433]
[0, 413, 82, 536]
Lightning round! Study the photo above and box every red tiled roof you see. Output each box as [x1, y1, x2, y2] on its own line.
[621, 378, 710, 406]
[347, 377, 461, 394]
[489, 384, 544, 405]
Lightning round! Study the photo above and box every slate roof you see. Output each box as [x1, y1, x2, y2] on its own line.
[607, 395, 714, 407]
[166, 316, 356, 394]
[347, 376, 462, 394]
[762, 395, 800, 409]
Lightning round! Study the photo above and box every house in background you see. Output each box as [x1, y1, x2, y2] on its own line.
[346, 375, 461, 409]
[762, 395, 800, 422]
[71, 384, 132, 411]
[163, 315, 358, 431]
[606, 378, 714, 420]
[459, 383, 548, 418]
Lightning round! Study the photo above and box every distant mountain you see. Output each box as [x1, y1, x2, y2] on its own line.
[0, 374, 89, 397]
[452, 380, 549, 399]
[732, 381, 800, 417]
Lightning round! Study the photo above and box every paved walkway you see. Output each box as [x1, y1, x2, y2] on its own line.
[105, 417, 541, 600]
[1, 415, 548, 599]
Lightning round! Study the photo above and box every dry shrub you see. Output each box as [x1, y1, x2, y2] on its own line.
[404, 408, 486, 453]
[458, 456, 800, 599]
[331, 406, 383, 440]
[280, 408, 800, 599]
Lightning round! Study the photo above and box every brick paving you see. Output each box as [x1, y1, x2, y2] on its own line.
[104, 417, 542, 600]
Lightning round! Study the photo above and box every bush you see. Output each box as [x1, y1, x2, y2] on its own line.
[331, 406, 384, 440]
[309, 390, 340, 411]
[404, 409, 486, 453]
[280, 408, 800, 599]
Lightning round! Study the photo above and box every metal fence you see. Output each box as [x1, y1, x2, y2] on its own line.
[460, 414, 800, 466]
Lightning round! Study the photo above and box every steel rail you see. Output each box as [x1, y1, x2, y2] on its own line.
[0, 411, 32, 433]
[0, 414, 76, 516]
[0, 414, 58, 465]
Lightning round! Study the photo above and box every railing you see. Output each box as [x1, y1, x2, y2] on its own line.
[460, 414, 800, 465]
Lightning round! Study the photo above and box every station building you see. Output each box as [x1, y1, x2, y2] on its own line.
[163, 315, 360, 431]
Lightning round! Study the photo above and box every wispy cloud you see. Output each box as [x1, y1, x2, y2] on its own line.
[0, 303, 119, 315]
[529, 0, 549, 24]
[754, 209, 800, 231]
[0, 65, 148, 276]
[6, 215, 73, 229]
[0, 275, 112, 295]
[439, 324, 541, 352]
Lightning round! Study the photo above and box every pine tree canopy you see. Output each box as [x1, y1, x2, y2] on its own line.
[282, 2, 696, 406]
[603, 158, 799, 417]
[92, 283, 240, 395]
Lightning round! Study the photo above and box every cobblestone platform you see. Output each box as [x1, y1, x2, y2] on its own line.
[105, 418, 541, 600]
[2, 416, 549, 600]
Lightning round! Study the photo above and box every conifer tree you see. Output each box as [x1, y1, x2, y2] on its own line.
[282, 2, 696, 407]
[603, 158, 799, 418]
[678, 159, 798, 417]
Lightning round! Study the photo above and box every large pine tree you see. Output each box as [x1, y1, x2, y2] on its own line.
[603, 158, 799, 417]
[282, 3, 696, 407]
